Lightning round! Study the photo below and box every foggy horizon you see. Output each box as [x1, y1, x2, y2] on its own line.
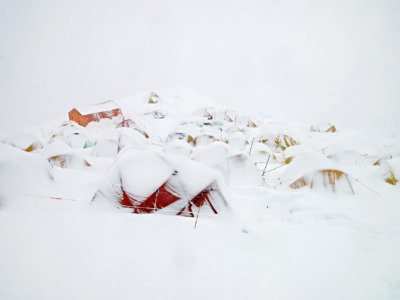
[1, 0, 399, 132]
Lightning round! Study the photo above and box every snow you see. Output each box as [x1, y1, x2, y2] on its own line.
[1, 88, 400, 300]
[1, 0, 399, 296]
[0, 131, 42, 152]
[0, 144, 55, 209]
[96, 149, 224, 206]
[75, 100, 120, 115]
[0, 198, 399, 300]
[108, 150, 174, 199]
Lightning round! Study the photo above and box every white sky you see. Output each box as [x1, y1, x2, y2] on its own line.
[1, 0, 399, 132]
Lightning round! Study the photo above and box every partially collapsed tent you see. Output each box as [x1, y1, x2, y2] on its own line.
[92, 150, 228, 216]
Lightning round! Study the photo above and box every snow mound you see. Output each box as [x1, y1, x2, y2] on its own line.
[0, 143, 55, 209]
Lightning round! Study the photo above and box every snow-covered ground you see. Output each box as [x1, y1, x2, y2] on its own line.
[1, 89, 399, 299]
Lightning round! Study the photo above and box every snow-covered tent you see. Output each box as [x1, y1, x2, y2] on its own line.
[193, 134, 220, 146]
[224, 109, 239, 122]
[1, 131, 42, 152]
[116, 118, 149, 138]
[50, 123, 96, 148]
[249, 142, 273, 162]
[92, 150, 229, 216]
[163, 140, 192, 157]
[274, 134, 299, 151]
[282, 153, 355, 194]
[148, 92, 161, 104]
[310, 122, 337, 133]
[192, 142, 259, 185]
[226, 131, 248, 150]
[378, 158, 400, 185]
[193, 106, 216, 119]
[92, 128, 147, 157]
[116, 128, 147, 151]
[0, 143, 55, 209]
[41, 141, 91, 170]
[236, 115, 259, 128]
[68, 100, 122, 127]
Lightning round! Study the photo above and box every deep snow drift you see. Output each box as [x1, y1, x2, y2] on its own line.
[0, 88, 399, 300]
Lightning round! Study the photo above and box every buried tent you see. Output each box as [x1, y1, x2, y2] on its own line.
[92, 150, 228, 216]
[92, 127, 147, 158]
[0, 143, 55, 209]
[281, 152, 355, 194]
[50, 123, 96, 148]
[1, 131, 42, 152]
[40, 141, 91, 170]
[377, 157, 400, 185]
[191, 142, 259, 185]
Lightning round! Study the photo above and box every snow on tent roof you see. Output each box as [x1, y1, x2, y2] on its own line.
[116, 127, 147, 149]
[380, 157, 400, 185]
[163, 140, 192, 157]
[252, 142, 273, 154]
[75, 100, 120, 115]
[98, 149, 222, 203]
[52, 123, 86, 136]
[161, 152, 221, 196]
[281, 152, 355, 194]
[41, 140, 75, 158]
[283, 145, 315, 159]
[112, 150, 174, 199]
[322, 143, 357, 157]
[191, 142, 240, 167]
[386, 158, 400, 176]
[40, 141, 91, 169]
[1, 131, 42, 152]
[250, 142, 273, 162]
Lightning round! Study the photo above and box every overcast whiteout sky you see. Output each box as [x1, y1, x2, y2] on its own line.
[0, 0, 399, 133]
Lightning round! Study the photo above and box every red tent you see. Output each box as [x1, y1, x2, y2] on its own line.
[93, 150, 228, 217]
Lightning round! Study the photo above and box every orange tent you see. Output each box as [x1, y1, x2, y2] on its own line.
[68, 101, 122, 127]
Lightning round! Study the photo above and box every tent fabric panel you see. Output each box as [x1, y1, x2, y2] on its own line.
[133, 182, 181, 213]
[68, 107, 122, 127]
[120, 188, 134, 207]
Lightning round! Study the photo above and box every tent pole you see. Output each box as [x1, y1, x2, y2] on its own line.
[194, 204, 201, 229]
[248, 138, 255, 155]
[262, 155, 271, 177]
